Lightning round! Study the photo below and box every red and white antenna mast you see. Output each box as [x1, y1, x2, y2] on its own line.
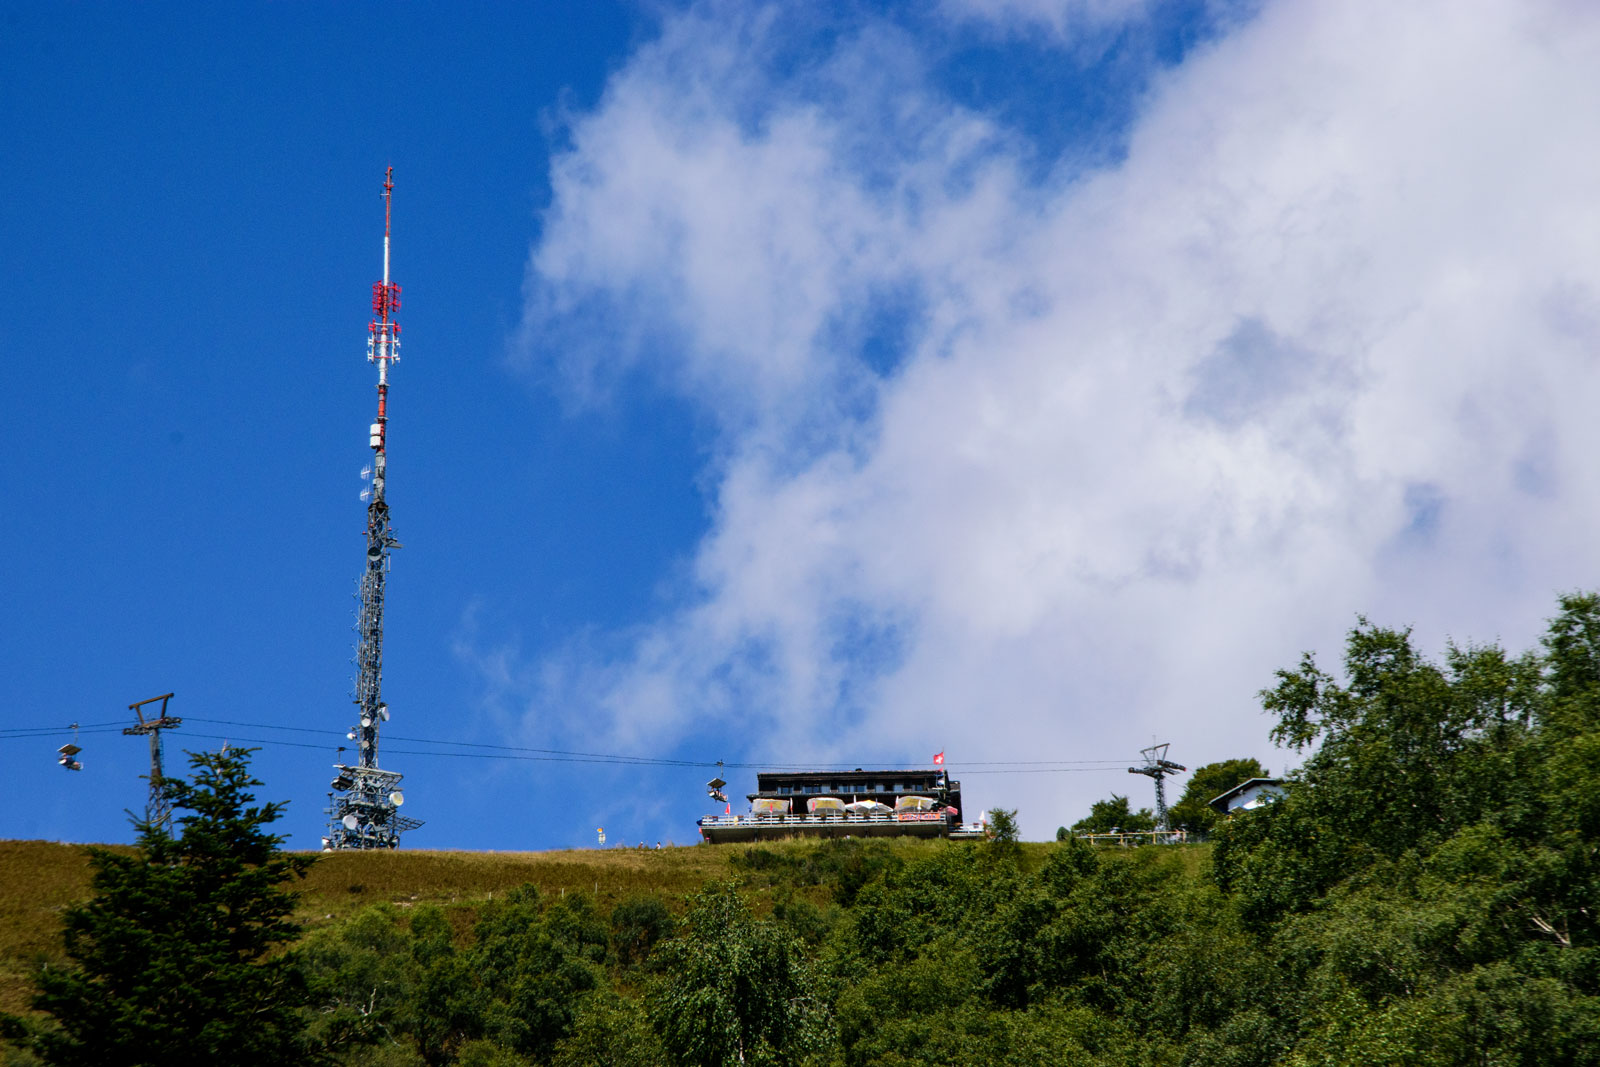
[369, 165, 401, 456]
[327, 166, 421, 850]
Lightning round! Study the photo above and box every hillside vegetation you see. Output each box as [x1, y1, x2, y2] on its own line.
[0, 835, 970, 1019]
[5, 592, 1600, 1065]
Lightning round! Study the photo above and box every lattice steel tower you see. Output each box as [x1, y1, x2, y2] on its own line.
[125, 693, 181, 830]
[1128, 742, 1185, 834]
[325, 167, 422, 850]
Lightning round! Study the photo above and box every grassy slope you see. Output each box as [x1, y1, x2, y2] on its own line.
[0, 836, 924, 1015]
[0, 837, 1205, 1017]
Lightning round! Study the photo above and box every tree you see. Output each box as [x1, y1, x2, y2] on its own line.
[982, 807, 1023, 868]
[296, 903, 426, 1059]
[552, 991, 667, 1067]
[1166, 759, 1269, 835]
[409, 904, 490, 1067]
[650, 883, 823, 1067]
[986, 808, 1020, 843]
[611, 894, 676, 967]
[22, 748, 318, 1067]
[471, 886, 606, 1064]
[1067, 794, 1154, 835]
[1219, 619, 1546, 887]
[1205, 600, 1600, 1062]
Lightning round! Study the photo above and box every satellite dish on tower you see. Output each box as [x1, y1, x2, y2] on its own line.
[389, 791, 404, 806]
[342, 814, 358, 830]
[378, 705, 390, 721]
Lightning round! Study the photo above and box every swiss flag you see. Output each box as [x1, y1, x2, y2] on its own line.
[933, 751, 945, 766]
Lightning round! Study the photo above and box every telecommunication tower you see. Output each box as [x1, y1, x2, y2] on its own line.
[125, 693, 181, 829]
[1128, 742, 1185, 834]
[325, 167, 423, 851]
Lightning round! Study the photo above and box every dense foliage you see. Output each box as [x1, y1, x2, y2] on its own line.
[10, 594, 1600, 1066]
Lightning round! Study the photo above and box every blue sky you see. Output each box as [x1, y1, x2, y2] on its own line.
[5, 0, 1600, 850]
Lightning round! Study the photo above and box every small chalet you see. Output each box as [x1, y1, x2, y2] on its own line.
[1208, 777, 1286, 816]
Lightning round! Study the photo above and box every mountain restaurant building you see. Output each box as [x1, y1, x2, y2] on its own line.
[698, 768, 980, 843]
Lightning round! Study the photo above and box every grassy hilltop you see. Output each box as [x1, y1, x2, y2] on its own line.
[0, 834, 1065, 1019]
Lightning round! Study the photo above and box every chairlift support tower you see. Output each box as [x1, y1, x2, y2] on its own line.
[124, 693, 181, 829]
[326, 167, 422, 850]
[1128, 742, 1185, 834]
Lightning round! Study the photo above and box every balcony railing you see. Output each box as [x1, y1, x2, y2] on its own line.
[700, 811, 949, 828]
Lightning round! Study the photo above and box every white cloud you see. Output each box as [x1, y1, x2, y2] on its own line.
[939, 0, 1154, 38]
[512, 0, 1600, 834]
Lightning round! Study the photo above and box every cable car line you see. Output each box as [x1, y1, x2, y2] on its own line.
[5, 714, 1145, 774]
[0, 721, 129, 738]
[171, 732, 1134, 774]
[178, 717, 1137, 770]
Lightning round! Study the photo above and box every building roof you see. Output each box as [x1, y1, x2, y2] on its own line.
[755, 768, 945, 783]
[1207, 777, 1286, 814]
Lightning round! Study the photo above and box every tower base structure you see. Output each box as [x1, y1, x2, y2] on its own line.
[325, 764, 420, 850]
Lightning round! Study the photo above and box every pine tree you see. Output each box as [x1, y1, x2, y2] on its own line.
[24, 748, 317, 1067]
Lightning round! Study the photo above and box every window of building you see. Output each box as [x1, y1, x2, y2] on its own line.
[805, 784, 819, 794]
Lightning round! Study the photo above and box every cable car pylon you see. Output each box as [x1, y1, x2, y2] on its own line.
[125, 693, 182, 830]
[1128, 742, 1185, 836]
